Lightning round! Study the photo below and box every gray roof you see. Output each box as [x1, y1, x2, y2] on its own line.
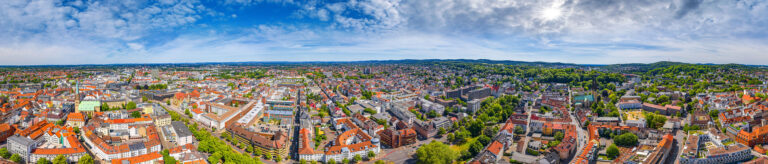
[171, 121, 193, 137]
[8, 136, 34, 147]
[129, 142, 146, 151]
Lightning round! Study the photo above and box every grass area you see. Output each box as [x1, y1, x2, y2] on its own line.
[450, 137, 478, 152]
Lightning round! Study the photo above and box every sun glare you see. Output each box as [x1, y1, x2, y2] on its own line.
[541, 7, 562, 21]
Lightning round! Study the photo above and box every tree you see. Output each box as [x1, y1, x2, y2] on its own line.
[126, 101, 137, 110]
[416, 141, 457, 164]
[467, 120, 485, 137]
[469, 141, 484, 156]
[342, 158, 350, 164]
[427, 110, 438, 118]
[275, 155, 282, 162]
[53, 155, 67, 164]
[78, 154, 94, 164]
[554, 131, 564, 141]
[354, 154, 362, 163]
[131, 111, 142, 118]
[254, 148, 262, 157]
[368, 151, 376, 159]
[375, 160, 386, 164]
[328, 159, 336, 164]
[300, 159, 307, 164]
[514, 126, 525, 135]
[0, 147, 10, 159]
[526, 148, 539, 156]
[10, 154, 21, 163]
[615, 133, 639, 147]
[37, 158, 50, 164]
[607, 144, 620, 159]
[142, 96, 148, 102]
[478, 135, 491, 146]
[437, 127, 446, 136]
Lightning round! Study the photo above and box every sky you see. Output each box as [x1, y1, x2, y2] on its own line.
[1, 0, 768, 65]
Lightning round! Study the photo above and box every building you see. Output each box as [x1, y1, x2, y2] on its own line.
[0, 123, 16, 142]
[77, 100, 101, 115]
[641, 103, 681, 116]
[377, 128, 417, 148]
[618, 99, 642, 109]
[109, 152, 163, 164]
[297, 128, 322, 162]
[171, 121, 194, 146]
[735, 124, 768, 147]
[7, 136, 36, 161]
[66, 112, 86, 127]
[323, 128, 380, 162]
[226, 125, 288, 159]
[681, 131, 752, 164]
[643, 134, 674, 164]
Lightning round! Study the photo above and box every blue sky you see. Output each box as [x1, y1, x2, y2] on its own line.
[1, 0, 768, 65]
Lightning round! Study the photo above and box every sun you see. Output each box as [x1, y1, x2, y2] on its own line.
[541, 6, 562, 21]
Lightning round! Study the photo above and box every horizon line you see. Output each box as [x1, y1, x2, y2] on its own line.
[0, 59, 762, 67]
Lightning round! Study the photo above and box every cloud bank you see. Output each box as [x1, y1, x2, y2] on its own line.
[0, 0, 767, 65]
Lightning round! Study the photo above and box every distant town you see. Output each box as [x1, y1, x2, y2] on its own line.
[0, 60, 767, 164]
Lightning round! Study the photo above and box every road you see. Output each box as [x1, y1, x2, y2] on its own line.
[568, 89, 589, 163]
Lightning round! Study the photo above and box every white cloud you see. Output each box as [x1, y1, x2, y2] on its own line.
[2, 0, 768, 65]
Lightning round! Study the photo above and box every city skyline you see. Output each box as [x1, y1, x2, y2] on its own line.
[1, 0, 767, 65]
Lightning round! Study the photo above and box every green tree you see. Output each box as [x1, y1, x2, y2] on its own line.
[55, 120, 65, 126]
[354, 154, 362, 163]
[469, 141, 484, 156]
[328, 159, 336, 164]
[343, 158, 350, 164]
[37, 158, 50, 164]
[607, 144, 620, 159]
[368, 151, 376, 159]
[126, 101, 137, 110]
[375, 160, 386, 164]
[437, 127, 446, 136]
[514, 126, 525, 135]
[554, 131, 564, 141]
[526, 148, 539, 156]
[78, 154, 94, 164]
[478, 135, 491, 146]
[131, 111, 142, 118]
[275, 155, 282, 162]
[53, 155, 67, 164]
[416, 141, 457, 164]
[142, 96, 148, 102]
[467, 120, 485, 137]
[10, 154, 21, 163]
[300, 159, 307, 164]
[615, 133, 639, 147]
[0, 147, 10, 159]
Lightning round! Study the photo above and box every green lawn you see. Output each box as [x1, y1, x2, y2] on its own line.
[450, 137, 478, 152]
